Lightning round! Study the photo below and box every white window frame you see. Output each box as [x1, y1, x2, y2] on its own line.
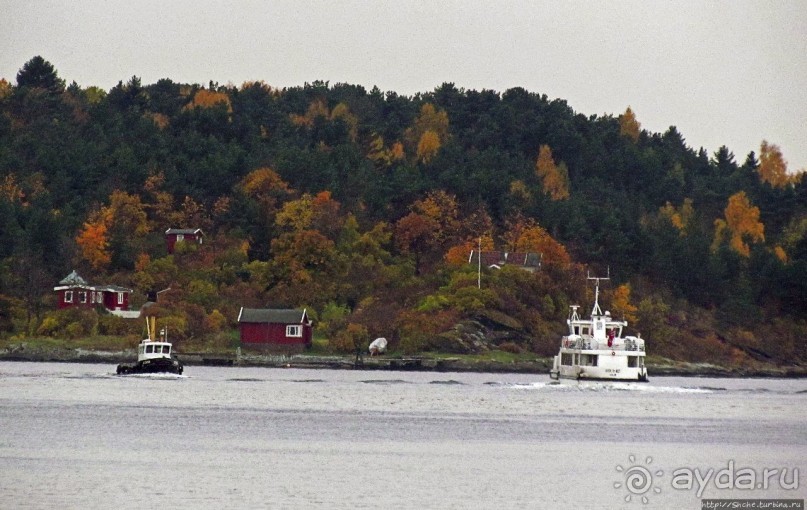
[176, 234, 184, 242]
[79, 291, 87, 303]
[64, 290, 73, 303]
[117, 292, 124, 305]
[97, 291, 103, 303]
[286, 325, 302, 338]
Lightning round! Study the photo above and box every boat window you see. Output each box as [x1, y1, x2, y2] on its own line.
[627, 356, 638, 368]
[163, 345, 170, 354]
[146, 345, 153, 354]
[573, 326, 579, 335]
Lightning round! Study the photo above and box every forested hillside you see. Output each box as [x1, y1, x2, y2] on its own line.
[1, 56, 805, 367]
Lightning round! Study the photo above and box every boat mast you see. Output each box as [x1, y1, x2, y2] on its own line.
[587, 269, 609, 318]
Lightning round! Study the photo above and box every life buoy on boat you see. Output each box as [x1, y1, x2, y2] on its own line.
[611, 351, 615, 356]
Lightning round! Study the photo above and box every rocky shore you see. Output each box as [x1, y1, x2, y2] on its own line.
[1, 343, 805, 378]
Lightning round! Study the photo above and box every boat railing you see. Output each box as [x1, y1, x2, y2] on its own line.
[561, 336, 645, 352]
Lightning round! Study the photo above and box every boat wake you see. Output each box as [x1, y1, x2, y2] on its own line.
[115, 372, 187, 380]
[491, 381, 716, 393]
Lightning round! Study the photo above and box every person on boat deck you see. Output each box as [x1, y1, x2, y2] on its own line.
[607, 329, 615, 347]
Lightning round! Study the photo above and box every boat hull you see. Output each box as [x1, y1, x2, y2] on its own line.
[551, 365, 648, 382]
[117, 358, 183, 375]
[550, 352, 648, 382]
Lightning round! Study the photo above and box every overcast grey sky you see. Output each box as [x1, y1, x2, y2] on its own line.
[3, 0, 806, 171]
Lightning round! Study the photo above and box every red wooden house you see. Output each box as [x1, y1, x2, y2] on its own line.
[165, 228, 204, 254]
[237, 308, 313, 350]
[54, 270, 133, 312]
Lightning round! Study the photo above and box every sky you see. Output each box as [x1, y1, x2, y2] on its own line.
[2, 0, 806, 172]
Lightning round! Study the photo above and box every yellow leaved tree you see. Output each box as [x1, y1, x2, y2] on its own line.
[758, 140, 789, 188]
[619, 106, 641, 143]
[610, 284, 638, 323]
[658, 198, 695, 235]
[417, 130, 441, 164]
[185, 89, 232, 114]
[405, 103, 449, 164]
[712, 191, 765, 257]
[535, 145, 570, 200]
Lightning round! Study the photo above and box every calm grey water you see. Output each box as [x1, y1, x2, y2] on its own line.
[1, 362, 805, 510]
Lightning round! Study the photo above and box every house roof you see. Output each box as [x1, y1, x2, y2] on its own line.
[237, 307, 308, 324]
[95, 285, 134, 293]
[165, 228, 204, 235]
[468, 251, 541, 268]
[54, 270, 132, 292]
[59, 270, 87, 286]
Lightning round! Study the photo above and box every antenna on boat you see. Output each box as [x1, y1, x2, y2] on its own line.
[587, 267, 610, 317]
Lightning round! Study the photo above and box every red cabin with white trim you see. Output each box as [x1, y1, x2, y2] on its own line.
[54, 270, 132, 312]
[165, 228, 204, 254]
[237, 308, 313, 350]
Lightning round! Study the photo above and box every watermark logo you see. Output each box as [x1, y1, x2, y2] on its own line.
[671, 461, 799, 498]
[614, 454, 664, 504]
[614, 454, 801, 504]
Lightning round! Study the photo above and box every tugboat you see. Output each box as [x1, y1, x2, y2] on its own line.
[117, 316, 183, 375]
[550, 273, 648, 382]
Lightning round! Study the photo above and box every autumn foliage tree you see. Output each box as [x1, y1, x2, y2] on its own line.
[185, 88, 232, 113]
[535, 145, 569, 200]
[502, 215, 570, 267]
[758, 140, 789, 188]
[610, 283, 638, 323]
[395, 212, 439, 275]
[712, 191, 765, 257]
[658, 198, 695, 236]
[417, 130, 441, 164]
[367, 134, 405, 167]
[406, 103, 449, 164]
[75, 190, 150, 271]
[75, 216, 111, 270]
[619, 106, 641, 143]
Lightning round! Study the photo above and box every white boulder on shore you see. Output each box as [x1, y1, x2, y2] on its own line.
[369, 337, 387, 355]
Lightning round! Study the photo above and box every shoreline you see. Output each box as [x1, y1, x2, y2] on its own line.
[1, 346, 805, 378]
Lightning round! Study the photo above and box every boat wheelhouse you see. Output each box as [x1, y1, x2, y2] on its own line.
[550, 274, 648, 382]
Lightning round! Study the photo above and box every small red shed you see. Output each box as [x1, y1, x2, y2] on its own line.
[237, 308, 313, 350]
[54, 270, 132, 312]
[165, 228, 204, 254]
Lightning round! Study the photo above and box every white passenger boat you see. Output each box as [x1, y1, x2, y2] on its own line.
[550, 275, 648, 382]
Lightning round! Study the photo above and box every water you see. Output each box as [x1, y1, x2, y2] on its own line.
[1, 362, 805, 509]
